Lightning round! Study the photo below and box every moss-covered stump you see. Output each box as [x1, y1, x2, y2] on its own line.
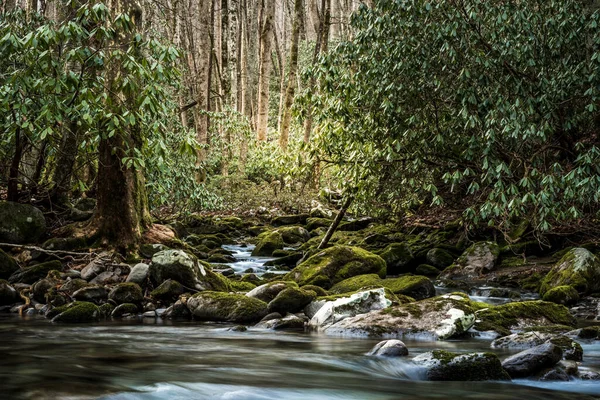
[267, 287, 316, 314]
[0, 201, 46, 243]
[378, 243, 415, 275]
[108, 283, 144, 305]
[323, 293, 477, 339]
[51, 301, 100, 323]
[542, 285, 580, 306]
[413, 350, 510, 381]
[473, 301, 576, 337]
[187, 291, 268, 323]
[149, 250, 230, 292]
[439, 241, 500, 281]
[285, 246, 386, 289]
[329, 274, 435, 300]
[426, 248, 456, 269]
[245, 281, 298, 302]
[9, 260, 62, 284]
[111, 303, 139, 318]
[0, 280, 19, 305]
[0, 249, 19, 280]
[150, 279, 184, 302]
[539, 248, 600, 296]
[251, 231, 285, 256]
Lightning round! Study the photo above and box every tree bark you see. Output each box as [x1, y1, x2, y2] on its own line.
[318, 195, 353, 249]
[256, 0, 275, 141]
[51, 121, 79, 205]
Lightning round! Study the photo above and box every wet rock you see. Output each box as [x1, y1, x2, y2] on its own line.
[187, 291, 268, 323]
[0, 280, 19, 305]
[379, 243, 415, 275]
[440, 242, 500, 280]
[492, 332, 583, 361]
[426, 248, 455, 269]
[267, 287, 316, 314]
[9, 260, 62, 284]
[0, 249, 19, 280]
[271, 214, 309, 227]
[413, 350, 510, 381]
[139, 244, 169, 259]
[207, 254, 236, 264]
[80, 252, 113, 281]
[255, 314, 306, 330]
[150, 279, 184, 302]
[260, 312, 283, 322]
[229, 325, 248, 332]
[169, 299, 192, 319]
[415, 264, 440, 276]
[111, 303, 139, 318]
[126, 263, 149, 284]
[51, 301, 100, 323]
[367, 340, 408, 357]
[73, 285, 108, 304]
[323, 293, 476, 340]
[246, 281, 298, 303]
[579, 370, 600, 380]
[58, 279, 89, 294]
[108, 283, 143, 305]
[98, 303, 114, 318]
[329, 273, 434, 300]
[501, 343, 563, 378]
[0, 201, 46, 243]
[308, 288, 395, 329]
[277, 226, 311, 245]
[42, 237, 87, 251]
[286, 246, 386, 289]
[31, 278, 54, 303]
[251, 231, 284, 256]
[540, 248, 600, 296]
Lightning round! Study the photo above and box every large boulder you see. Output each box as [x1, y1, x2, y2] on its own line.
[329, 273, 435, 300]
[187, 291, 268, 323]
[0, 201, 46, 243]
[472, 301, 576, 337]
[108, 283, 143, 305]
[267, 287, 316, 314]
[150, 250, 230, 292]
[491, 332, 583, 361]
[276, 226, 311, 245]
[322, 293, 476, 339]
[440, 242, 499, 280]
[378, 243, 415, 275]
[8, 260, 62, 284]
[542, 285, 580, 306]
[425, 248, 455, 269]
[501, 343, 563, 378]
[126, 263, 149, 284]
[51, 301, 100, 323]
[308, 288, 395, 329]
[0, 249, 19, 279]
[539, 248, 600, 296]
[251, 231, 284, 256]
[413, 350, 510, 381]
[285, 246, 386, 289]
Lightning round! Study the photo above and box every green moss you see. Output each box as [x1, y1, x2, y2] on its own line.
[305, 217, 333, 231]
[542, 285, 580, 306]
[0, 249, 19, 279]
[8, 260, 63, 284]
[108, 283, 143, 304]
[189, 291, 268, 323]
[548, 335, 584, 361]
[329, 274, 381, 294]
[300, 284, 328, 296]
[111, 303, 139, 318]
[378, 242, 415, 274]
[540, 248, 600, 295]
[51, 301, 100, 323]
[577, 326, 600, 339]
[518, 271, 545, 291]
[267, 287, 316, 314]
[251, 231, 284, 256]
[424, 351, 511, 381]
[151, 279, 184, 301]
[98, 303, 114, 318]
[522, 325, 575, 334]
[329, 273, 433, 300]
[416, 264, 441, 276]
[230, 280, 257, 292]
[474, 300, 576, 336]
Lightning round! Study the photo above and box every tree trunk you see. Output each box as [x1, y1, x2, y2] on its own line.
[256, 0, 275, 141]
[194, 0, 213, 166]
[318, 195, 353, 249]
[7, 124, 23, 202]
[278, 0, 302, 150]
[51, 121, 79, 205]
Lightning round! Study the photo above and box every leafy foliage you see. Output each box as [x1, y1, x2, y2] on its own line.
[304, 0, 600, 233]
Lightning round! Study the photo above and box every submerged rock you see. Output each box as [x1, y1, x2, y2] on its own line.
[187, 291, 268, 323]
[322, 293, 476, 340]
[0, 201, 46, 243]
[440, 242, 499, 280]
[540, 248, 600, 296]
[413, 350, 510, 381]
[492, 332, 583, 361]
[367, 340, 409, 357]
[285, 246, 386, 289]
[111, 303, 139, 318]
[501, 343, 563, 378]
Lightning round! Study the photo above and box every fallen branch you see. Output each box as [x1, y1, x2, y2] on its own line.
[0, 242, 96, 262]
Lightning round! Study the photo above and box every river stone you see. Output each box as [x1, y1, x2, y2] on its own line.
[329, 274, 435, 300]
[9, 260, 62, 284]
[73, 285, 108, 304]
[150, 279, 184, 301]
[111, 303, 139, 318]
[413, 350, 510, 381]
[251, 231, 284, 256]
[187, 291, 268, 323]
[501, 343, 563, 378]
[80, 252, 113, 281]
[0, 201, 46, 243]
[0, 249, 19, 280]
[108, 283, 143, 304]
[51, 301, 100, 323]
[126, 263, 149, 284]
[539, 248, 600, 296]
[267, 287, 316, 314]
[285, 245, 386, 289]
[426, 248, 455, 269]
[276, 226, 311, 245]
[368, 340, 409, 357]
[0, 280, 19, 305]
[308, 288, 395, 329]
[378, 243, 415, 275]
[322, 293, 476, 339]
[254, 314, 306, 330]
[58, 279, 90, 294]
[271, 214, 309, 226]
[440, 242, 500, 280]
[246, 281, 298, 303]
[491, 331, 554, 349]
[31, 278, 54, 303]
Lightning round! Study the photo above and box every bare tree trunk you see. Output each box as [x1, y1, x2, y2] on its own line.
[318, 195, 353, 249]
[51, 121, 79, 204]
[278, 0, 302, 150]
[194, 0, 213, 166]
[256, 0, 275, 141]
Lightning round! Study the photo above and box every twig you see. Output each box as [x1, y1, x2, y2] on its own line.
[0, 242, 96, 261]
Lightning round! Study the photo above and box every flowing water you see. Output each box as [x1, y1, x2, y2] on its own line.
[1, 246, 600, 400]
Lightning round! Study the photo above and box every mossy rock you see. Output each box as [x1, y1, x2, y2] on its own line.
[0, 201, 46, 243]
[473, 301, 576, 336]
[111, 303, 139, 318]
[187, 291, 268, 323]
[415, 264, 441, 276]
[285, 246, 386, 289]
[267, 287, 316, 314]
[542, 285, 580, 306]
[329, 273, 434, 300]
[139, 244, 169, 259]
[9, 260, 62, 284]
[539, 248, 600, 296]
[548, 335, 584, 361]
[0, 280, 19, 305]
[246, 280, 299, 302]
[305, 217, 333, 231]
[0, 249, 19, 279]
[252, 231, 285, 256]
[272, 214, 309, 227]
[185, 234, 223, 249]
[98, 303, 114, 318]
[230, 280, 257, 292]
[413, 350, 510, 381]
[426, 248, 455, 269]
[276, 226, 311, 245]
[108, 283, 144, 304]
[440, 242, 500, 280]
[329, 274, 381, 294]
[59, 279, 90, 294]
[51, 301, 100, 323]
[378, 243, 415, 275]
[72, 285, 108, 304]
[300, 284, 328, 297]
[150, 279, 184, 301]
